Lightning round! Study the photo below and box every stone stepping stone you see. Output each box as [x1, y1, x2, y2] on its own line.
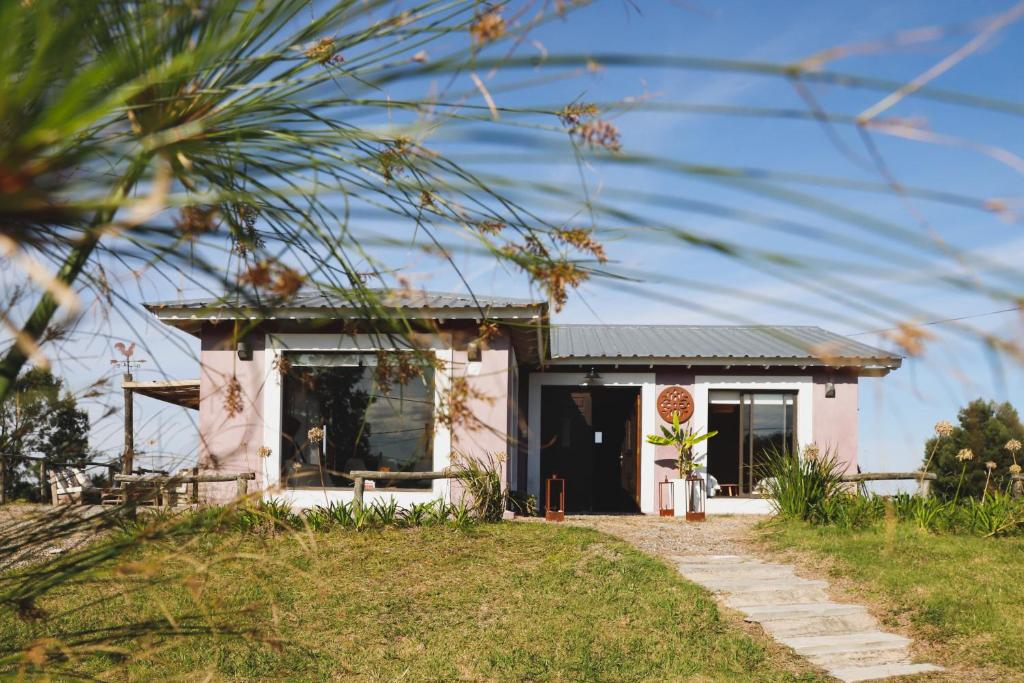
[830, 663, 945, 683]
[671, 554, 942, 681]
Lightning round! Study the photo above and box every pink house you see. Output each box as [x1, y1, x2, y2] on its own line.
[144, 290, 900, 514]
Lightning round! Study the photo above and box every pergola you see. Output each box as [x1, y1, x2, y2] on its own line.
[122, 377, 199, 474]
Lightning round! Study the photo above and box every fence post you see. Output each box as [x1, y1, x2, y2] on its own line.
[353, 477, 364, 512]
[236, 475, 247, 500]
[38, 460, 48, 504]
[191, 466, 199, 504]
[0, 454, 6, 506]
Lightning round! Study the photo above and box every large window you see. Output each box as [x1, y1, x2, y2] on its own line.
[280, 353, 435, 489]
[707, 391, 796, 495]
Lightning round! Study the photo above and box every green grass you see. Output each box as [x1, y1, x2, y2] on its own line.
[2, 522, 821, 682]
[761, 518, 1024, 677]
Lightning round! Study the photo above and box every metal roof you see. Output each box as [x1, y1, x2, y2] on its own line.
[549, 325, 900, 368]
[144, 288, 543, 312]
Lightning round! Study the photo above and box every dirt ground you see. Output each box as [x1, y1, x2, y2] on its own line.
[0, 503, 112, 571]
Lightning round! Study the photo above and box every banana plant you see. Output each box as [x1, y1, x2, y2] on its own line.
[646, 413, 717, 478]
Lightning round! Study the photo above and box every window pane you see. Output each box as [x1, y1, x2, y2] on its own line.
[280, 353, 435, 489]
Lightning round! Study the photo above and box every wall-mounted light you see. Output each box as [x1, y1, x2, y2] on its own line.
[825, 381, 836, 398]
[580, 367, 602, 387]
[236, 340, 253, 361]
[467, 340, 481, 362]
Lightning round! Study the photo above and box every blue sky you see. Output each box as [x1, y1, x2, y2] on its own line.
[34, 0, 1024, 478]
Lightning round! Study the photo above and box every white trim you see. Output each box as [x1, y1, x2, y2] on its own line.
[691, 375, 813, 466]
[261, 333, 452, 510]
[527, 372, 657, 513]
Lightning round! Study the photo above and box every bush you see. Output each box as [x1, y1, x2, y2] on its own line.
[757, 445, 847, 521]
[451, 452, 507, 522]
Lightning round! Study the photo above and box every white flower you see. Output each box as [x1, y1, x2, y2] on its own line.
[1004, 439, 1021, 454]
[955, 448, 975, 462]
[934, 421, 954, 437]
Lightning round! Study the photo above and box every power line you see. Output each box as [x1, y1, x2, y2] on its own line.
[848, 305, 1022, 337]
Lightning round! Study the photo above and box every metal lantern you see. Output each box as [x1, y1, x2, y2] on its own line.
[658, 477, 675, 517]
[684, 473, 706, 522]
[545, 474, 566, 522]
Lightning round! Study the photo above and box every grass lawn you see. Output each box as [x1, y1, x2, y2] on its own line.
[2, 521, 821, 682]
[760, 519, 1024, 680]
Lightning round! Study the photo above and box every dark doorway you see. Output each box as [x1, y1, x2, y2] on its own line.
[540, 386, 641, 513]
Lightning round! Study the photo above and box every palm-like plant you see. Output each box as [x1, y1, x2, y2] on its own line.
[646, 413, 717, 478]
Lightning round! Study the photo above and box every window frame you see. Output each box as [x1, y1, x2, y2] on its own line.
[262, 333, 452, 509]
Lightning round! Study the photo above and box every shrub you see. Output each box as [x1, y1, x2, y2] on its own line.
[758, 445, 846, 521]
[451, 452, 507, 522]
[509, 490, 538, 517]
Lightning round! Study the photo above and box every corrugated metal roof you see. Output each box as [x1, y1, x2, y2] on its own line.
[550, 325, 899, 365]
[144, 288, 544, 312]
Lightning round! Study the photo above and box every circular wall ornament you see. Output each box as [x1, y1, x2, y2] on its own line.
[657, 386, 694, 423]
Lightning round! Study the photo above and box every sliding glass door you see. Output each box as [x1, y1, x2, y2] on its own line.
[708, 391, 797, 495]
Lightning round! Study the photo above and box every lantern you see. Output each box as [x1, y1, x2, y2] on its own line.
[684, 473, 706, 522]
[545, 474, 566, 522]
[658, 477, 675, 517]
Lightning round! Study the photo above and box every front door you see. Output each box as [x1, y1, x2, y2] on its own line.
[540, 386, 641, 512]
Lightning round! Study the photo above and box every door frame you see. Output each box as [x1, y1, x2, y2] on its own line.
[528, 372, 657, 513]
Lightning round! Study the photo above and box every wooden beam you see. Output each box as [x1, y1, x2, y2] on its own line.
[348, 469, 454, 480]
[841, 472, 936, 482]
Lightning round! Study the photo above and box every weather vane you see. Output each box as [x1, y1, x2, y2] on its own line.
[111, 342, 146, 376]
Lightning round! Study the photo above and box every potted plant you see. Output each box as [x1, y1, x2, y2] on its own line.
[646, 412, 716, 518]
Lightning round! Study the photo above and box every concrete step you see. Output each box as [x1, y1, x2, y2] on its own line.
[696, 577, 828, 592]
[810, 646, 912, 671]
[669, 554, 745, 564]
[758, 612, 880, 638]
[680, 567, 798, 582]
[677, 561, 796, 575]
[740, 602, 868, 620]
[723, 585, 832, 607]
[783, 630, 910, 654]
[828, 662, 944, 683]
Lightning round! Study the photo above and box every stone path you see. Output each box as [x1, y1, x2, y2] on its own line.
[566, 515, 942, 683]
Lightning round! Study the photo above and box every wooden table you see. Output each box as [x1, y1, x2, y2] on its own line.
[718, 484, 739, 497]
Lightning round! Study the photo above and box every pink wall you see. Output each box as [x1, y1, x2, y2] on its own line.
[811, 373, 859, 472]
[198, 325, 266, 503]
[448, 332, 512, 505]
[652, 370, 695, 509]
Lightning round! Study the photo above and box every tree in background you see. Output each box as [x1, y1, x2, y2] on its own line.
[923, 399, 1024, 499]
[0, 367, 90, 501]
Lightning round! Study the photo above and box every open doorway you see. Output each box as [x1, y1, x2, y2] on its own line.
[540, 386, 641, 513]
[707, 391, 796, 495]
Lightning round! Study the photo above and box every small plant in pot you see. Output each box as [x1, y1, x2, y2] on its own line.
[646, 412, 716, 519]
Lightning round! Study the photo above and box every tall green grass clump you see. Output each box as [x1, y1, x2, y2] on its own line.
[758, 445, 847, 521]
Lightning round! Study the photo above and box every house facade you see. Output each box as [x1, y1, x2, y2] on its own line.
[145, 291, 900, 514]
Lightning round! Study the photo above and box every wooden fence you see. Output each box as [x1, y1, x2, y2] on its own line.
[841, 471, 938, 496]
[349, 469, 455, 511]
[113, 472, 256, 507]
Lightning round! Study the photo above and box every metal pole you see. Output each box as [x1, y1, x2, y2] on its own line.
[123, 372, 134, 476]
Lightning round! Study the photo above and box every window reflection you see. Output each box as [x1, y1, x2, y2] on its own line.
[280, 353, 435, 489]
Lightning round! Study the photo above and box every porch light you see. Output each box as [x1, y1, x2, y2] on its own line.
[684, 473, 706, 522]
[545, 474, 566, 522]
[658, 477, 675, 517]
[825, 381, 836, 398]
[236, 340, 253, 361]
[580, 367, 602, 387]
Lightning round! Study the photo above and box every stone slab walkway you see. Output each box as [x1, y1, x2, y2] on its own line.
[566, 515, 942, 683]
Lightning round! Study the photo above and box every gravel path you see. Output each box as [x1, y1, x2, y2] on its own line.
[565, 513, 763, 557]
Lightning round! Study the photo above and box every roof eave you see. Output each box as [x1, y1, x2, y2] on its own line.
[546, 355, 901, 373]
[145, 304, 548, 336]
